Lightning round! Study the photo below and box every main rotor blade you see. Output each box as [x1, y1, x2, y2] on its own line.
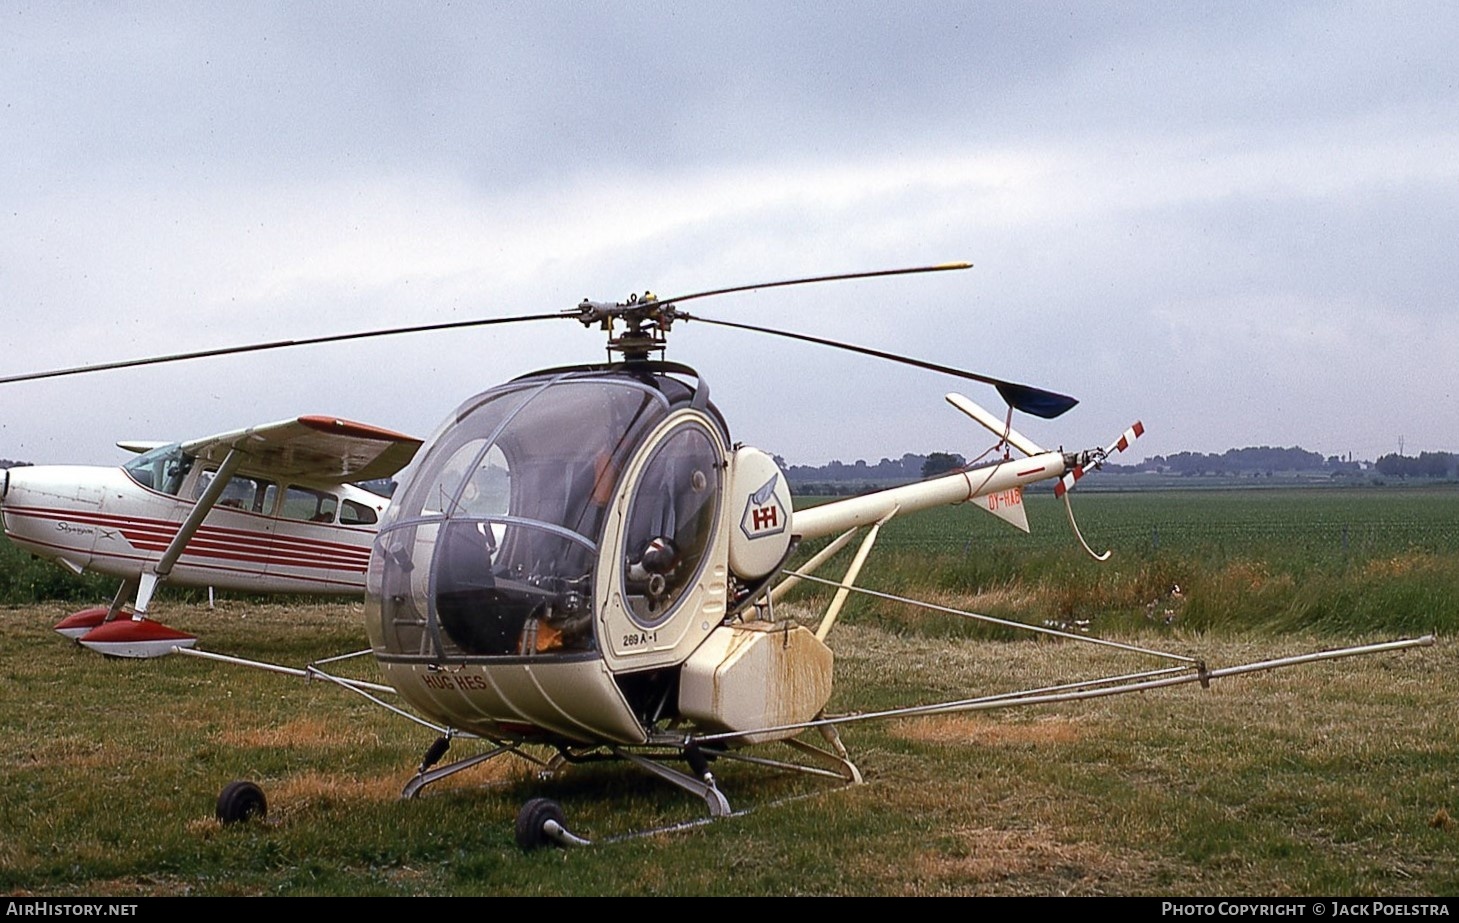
[0, 312, 563, 385]
[654, 262, 972, 307]
[681, 315, 1079, 418]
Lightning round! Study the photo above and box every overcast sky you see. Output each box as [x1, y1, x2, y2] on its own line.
[3, 2, 1455, 469]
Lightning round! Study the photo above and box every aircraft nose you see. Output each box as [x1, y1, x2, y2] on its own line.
[0, 467, 12, 530]
[1, 465, 31, 511]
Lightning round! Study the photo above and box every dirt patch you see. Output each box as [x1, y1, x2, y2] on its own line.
[888, 824, 1142, 896]
[272, 769, 405, 805]
[217, 716, 375, 749]
[892, 714, 1083, 746]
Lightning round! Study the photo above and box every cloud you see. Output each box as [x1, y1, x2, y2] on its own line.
[3, 3, 1456, 466]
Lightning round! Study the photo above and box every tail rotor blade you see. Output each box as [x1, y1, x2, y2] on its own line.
[1055, 421, 1146, 497]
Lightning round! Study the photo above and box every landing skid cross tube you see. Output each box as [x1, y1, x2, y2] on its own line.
[612, 747, 732, 817]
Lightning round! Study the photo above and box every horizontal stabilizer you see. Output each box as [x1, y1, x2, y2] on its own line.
[946, 394, 1046, 457]
[117, 440, 168, 454]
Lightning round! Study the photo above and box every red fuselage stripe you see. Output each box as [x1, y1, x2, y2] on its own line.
[4, 506, 370, 572]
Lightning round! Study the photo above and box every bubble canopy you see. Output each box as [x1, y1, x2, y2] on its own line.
[366, 365, 726, 664]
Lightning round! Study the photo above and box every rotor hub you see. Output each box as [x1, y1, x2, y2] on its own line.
[571, 292, 682, 361]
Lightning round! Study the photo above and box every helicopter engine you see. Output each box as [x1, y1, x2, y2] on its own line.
[365, 362, 831, 749]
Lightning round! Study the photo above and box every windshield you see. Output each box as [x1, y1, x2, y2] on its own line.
[371, 372, 674, 660]
[121, 443, 194, 496]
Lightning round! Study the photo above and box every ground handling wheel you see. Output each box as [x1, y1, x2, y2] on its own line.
[217, 780, 268, 824]
[514, 797, 591, 850]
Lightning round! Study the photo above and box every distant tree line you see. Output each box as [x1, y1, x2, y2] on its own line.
[777, 452, 923, 483]
[1373, 452, 1459, 479]
[780, 445, 1456, 488]
[778, 451, 971, 495]
[1106, 446, 1361, 477]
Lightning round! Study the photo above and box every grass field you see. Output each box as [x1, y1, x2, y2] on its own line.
[786, 486, 1459, 644]
[1, 486, 1456, 896]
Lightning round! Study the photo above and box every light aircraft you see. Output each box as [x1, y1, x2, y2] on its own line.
[0, 263, 1433, 849]
[0, 415, 421, 656]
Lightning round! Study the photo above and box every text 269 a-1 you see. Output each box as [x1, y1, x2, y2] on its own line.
[622, 631, 658, 648]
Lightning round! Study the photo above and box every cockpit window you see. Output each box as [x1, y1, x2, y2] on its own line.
[122, 443, 194, 496]
[372, 373, 676, 661]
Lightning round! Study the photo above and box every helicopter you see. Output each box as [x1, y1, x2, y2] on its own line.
[2, 263, 1433, 849]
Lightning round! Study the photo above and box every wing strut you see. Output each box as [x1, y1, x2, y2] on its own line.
[133, 447, 245, 618]
[105, 577, 139, 623]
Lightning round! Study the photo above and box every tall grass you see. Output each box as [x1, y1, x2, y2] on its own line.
[0, 543, 115, 604]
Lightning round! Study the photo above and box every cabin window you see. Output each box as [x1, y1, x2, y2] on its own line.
[281, 486, 339, 523]
[620, 422, 722, 628]
[340, 499, 379, 526]
[194, 470, 274, 513]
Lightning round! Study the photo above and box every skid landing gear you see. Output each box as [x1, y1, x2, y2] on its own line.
[397, 725, 862, 850]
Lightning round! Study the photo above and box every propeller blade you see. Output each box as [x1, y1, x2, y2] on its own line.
[679, 315, 1079, 418]
[0, 312, 563, 385]
[653, 262, 973, 307]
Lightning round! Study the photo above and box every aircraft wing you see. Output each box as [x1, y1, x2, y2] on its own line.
[178, 415, 423, 484]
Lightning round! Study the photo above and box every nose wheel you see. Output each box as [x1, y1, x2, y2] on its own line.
[514, 798, 591, 850]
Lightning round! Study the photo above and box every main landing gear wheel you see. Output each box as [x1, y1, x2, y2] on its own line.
[217, 780, 267, 824]
[514, 797, 591, 850]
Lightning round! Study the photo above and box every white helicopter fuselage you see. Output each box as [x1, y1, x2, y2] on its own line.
[1, 462, 385, 595]
[362, 363, 1099, 754]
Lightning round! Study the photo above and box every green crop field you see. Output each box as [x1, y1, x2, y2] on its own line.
[789, 485, 1459, 640]
[871, 485, 1459, 559]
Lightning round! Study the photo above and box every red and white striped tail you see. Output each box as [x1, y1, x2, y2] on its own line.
[1055, 421, 1145, 498]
